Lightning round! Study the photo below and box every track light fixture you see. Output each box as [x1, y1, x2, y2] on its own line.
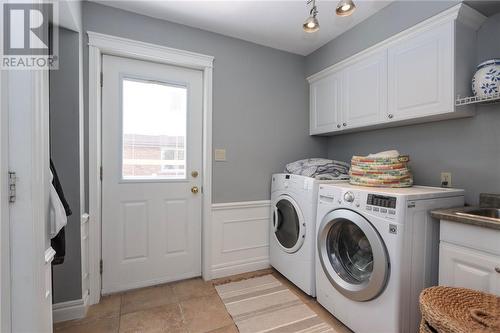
[303, 0, 319, 33]
[302, 0, 356, 33]
[336, 0, 356, 16]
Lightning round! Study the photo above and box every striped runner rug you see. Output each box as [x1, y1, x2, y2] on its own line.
[215, 274, 335, 333]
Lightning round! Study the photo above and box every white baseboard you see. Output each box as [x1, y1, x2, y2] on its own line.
[211, 256, 270, 279]
[52, 294, 89, 323]
[211, 200, 271, 279]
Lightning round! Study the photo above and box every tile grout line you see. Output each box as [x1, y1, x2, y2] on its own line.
[117, 294, 123, 333]
[178, 299, 189, 333]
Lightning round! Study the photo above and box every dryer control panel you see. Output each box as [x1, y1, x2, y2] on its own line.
[367, 194, 397, 209]
[366, 194, 397, 217]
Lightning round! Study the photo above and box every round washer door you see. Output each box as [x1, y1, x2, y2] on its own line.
[317, 209, 389, 301]
[272, 195, 305, 253]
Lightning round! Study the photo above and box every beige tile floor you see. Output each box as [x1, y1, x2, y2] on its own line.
[54, 269, 352, 333]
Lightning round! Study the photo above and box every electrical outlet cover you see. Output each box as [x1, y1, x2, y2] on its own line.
[440, 172, 452, 187]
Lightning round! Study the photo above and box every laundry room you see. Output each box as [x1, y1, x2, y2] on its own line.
[2, 1, 500, 333]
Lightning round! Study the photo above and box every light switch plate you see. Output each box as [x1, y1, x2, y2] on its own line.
[214, 149, 226, 161]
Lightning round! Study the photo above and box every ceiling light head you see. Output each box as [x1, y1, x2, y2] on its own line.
[336, 0, 356, 16]
[303, 15, 319, 33]
[303, 1, 319, 33]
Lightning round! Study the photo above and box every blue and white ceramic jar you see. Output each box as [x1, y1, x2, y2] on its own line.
[472, 59, 500, 98]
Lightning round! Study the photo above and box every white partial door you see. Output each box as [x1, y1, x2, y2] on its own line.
[101, 55, 203, 293]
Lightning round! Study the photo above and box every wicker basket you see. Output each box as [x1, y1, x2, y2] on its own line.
[419, 286, 500, 333]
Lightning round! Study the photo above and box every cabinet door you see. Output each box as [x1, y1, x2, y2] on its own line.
[342, 50, 387, 129]
[310, 72, 342, 135]
[439, 242, 500, 296]
[388, 22, 453, 121]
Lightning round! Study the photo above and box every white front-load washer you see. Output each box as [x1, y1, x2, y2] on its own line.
[270, 173, 347, 296]
[315, 183, 464, 333]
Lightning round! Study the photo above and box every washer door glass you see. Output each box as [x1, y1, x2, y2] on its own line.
[328, 220, 373, 284]
[317, 209, 389, 301]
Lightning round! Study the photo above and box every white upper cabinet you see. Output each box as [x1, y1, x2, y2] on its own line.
[310, 71, 343, 135]
[343, 50, 388, 129]
[307, 3, 486, 136]
[387, 23, 453, 121]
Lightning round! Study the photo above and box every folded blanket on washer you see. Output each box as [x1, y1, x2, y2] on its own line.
[284, 158, 350, 180]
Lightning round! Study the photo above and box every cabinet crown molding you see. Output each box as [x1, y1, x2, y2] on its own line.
[307, 3, 486, 83]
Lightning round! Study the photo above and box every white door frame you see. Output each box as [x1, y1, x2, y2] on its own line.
[0, 59, 11, 333]
[87, 31, 214, 305]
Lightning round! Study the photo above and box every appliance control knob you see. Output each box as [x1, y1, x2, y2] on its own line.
[344, 191, 355, 203]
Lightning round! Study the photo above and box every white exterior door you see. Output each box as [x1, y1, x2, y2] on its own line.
[439, 242, 500, 296]
[101, 55, 203, 293]
[342, 50, 387, 129]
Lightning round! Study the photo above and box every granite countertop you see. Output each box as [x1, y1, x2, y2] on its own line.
[431, 207, 500, 231]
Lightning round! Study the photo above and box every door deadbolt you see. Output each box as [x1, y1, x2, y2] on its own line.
[191, 171, 199, 178]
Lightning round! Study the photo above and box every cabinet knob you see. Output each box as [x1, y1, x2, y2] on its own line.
[495, 267, 500, 273]
[388, 114, 394, 119]
[343, 123, 347, 127]
[337, 124, 341, 129]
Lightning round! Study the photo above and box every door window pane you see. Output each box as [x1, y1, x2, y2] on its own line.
[122, 78, 187, 180]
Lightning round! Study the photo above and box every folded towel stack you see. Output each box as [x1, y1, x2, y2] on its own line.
[284, 158, 350, 180]
[349, 150, 413, 187]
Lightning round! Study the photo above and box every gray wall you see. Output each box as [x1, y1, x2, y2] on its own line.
[306, 3, 500, 205]
[50, 28, 82, 303]
[83, 1, 327, 205]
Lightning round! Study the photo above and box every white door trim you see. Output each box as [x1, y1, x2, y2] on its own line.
[0, 59, 11, 333]
[87, 31, 214, 305]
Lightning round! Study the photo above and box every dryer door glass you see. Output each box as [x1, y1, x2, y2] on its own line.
[327, 220, 373, 284]
[274, 199, 300, 249]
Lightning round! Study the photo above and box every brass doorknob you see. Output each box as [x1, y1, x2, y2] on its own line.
[191, 186, 199, 194]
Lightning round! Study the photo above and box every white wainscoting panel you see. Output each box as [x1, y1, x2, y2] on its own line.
[80, 213, 90, 307]
[211, 201, 271, 278]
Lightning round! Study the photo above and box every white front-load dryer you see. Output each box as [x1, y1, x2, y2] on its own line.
[315, 183, 464, 333]
[270, 173, 346, 296]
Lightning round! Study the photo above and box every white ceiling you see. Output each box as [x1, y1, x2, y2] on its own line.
[91, 0, 394, 55]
